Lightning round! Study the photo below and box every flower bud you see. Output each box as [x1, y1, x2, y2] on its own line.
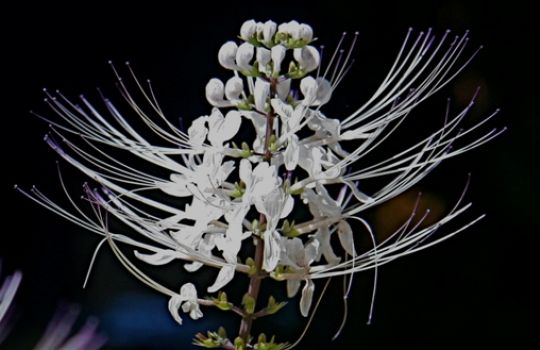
[293, 46, 320, 73]
[225, 76, 244, 101]
[254, 78, 270, 112]
[300, 76, 318, 105]
[240, 19, 257, 40]
[236, 42, 254, 72]
[298, 23, 313, 42]
[256, 47, 271, 75]
[218, 41, 238, 70]
[262, 20, 277, 44]
[271, 45, 287, 76]
[205, 78, 226, 107]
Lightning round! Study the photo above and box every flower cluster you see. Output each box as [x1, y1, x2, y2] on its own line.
[18, 19, 501, 348]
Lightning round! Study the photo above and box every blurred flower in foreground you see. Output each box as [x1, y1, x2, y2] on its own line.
[18, 19, 502, 349]
[0, 266, 106, 349]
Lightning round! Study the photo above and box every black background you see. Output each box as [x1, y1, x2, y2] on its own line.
[2, 1, 538, 349]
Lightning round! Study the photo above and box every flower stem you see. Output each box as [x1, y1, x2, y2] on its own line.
[237, 78, 278, 346]
[238, 233, 264, 344]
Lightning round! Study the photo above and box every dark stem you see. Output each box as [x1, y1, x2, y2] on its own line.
[237, 78, 278, 346]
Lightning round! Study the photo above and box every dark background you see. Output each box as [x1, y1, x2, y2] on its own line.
[2, 1, 538, 349]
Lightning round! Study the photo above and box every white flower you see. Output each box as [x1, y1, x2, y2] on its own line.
[168, 283, 203, 324]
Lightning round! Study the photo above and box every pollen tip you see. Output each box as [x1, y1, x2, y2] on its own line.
[408, 27, 413, 32]
[107, 60, 113, 64]
[146, 79, 151, 83]
[342, 31, 347, 36]
[42, 88, 47, 92]
[13, 184, 18, 190]
[354, 31, 359, 35]
[125, 61, 130, 65]
[446, 29, 451, 33]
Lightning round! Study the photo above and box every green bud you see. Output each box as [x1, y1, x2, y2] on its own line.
[266, 296, 287, 315]
[242, 293, 256, 314]
[281, 219, 300, 237]
[211, 291, 233, 311]
[245, 257, 257, 276]
[237, 101, 252, 110]
[218, 326, 227, 339]
[234, 337, 245, 350]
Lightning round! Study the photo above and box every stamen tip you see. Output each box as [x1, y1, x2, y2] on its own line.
[13, 184, 18, 190]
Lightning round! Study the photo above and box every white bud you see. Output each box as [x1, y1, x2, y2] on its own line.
[287, 20, 301, 39]
[236, 42, 254, 71]
[300, 76, 318, 105]
[218, 41, 238, 70]
[254, 78, 270, 112]
[225, 76, 244, 101]
[256, 47, 271, 74]
[240, 19, 257, 40]
[271, 45, 287, 76]
[205, 78, 228, 107]
[293, 46, 320, 73]
[262, 20, 277, 44]
[298, 24, 314, 42]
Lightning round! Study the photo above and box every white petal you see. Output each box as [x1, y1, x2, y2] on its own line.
[239, 159, 253, 188]
[134, 250, 176, 265]
[236, 43, 255, 71]
[337, 220, 356, 256]
[262, 20, 277, 43]
[294, 46, 320, 73]
[187, 116, 208, 146]
[300, 279, 315, 317]
[205, 78, 229, 107]
[287, 21, 301, 40]
[218, 41, 238, 70]
[156, 176, 191, 197]
[284, 134, 299, 171]
[207, 264, 236, 293]
[184, 261, 203, 272]
[300, 76, 318, 105]
[304, 239, 320, 266]
[180, 282, 198, 299]
[168, 295, 183, 325]
[222, 110, 242, 141]
[271, 45, 287, 75]
[315, 77, 332, 106]
[240, 19, 257, 40]
[254, 78, 270, 112]
[256, 47, 271, 74]
[276, 79, 291, 101]
[287, 279, 301, 298]
[287, 238, 305, 266]
[225, 76, 244, 101]
[280, 194, 294, 219]
[298, 24, 313, 42]
[271, 98, 293, 121]
[263, 230, 281, 272]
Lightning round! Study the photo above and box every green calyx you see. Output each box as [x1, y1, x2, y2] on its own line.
[193, 327, 228, 348]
